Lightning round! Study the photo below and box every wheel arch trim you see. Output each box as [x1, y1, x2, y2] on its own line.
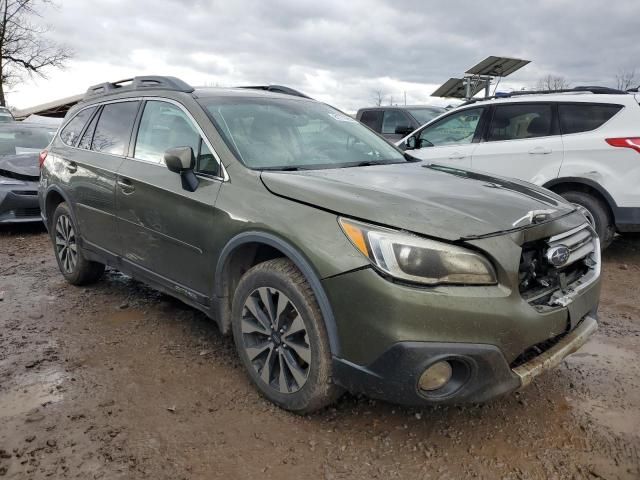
[543, 177, 619, 212]
[43, 186, 79, 232]
[215, 231, 341, 356]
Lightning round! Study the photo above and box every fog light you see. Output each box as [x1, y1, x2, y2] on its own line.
[418, 361, 453, 392]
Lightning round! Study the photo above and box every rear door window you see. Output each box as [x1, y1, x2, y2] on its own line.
[487, 103, 553, 141]
[381, 110, 411, 134]
[559, 103, 623, 134]
[60, 107, 96, 146]
[90, 101, 140, 156]
[359, 110, 383, 132]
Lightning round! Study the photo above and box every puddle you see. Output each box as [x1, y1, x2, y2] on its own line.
[0, 367, 65, 418]
[103, 308, 146, 324]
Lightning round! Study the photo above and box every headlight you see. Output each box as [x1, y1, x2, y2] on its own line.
[339, 217, 497, 285]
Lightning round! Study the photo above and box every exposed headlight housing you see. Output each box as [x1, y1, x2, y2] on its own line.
[339, 218, 497, 286]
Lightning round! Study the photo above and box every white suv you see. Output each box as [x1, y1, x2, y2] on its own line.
[399, 88, 640, 247]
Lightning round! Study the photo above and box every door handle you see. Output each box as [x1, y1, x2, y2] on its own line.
[448, 152, 466, 160]
[117, 178, 135, 194]
[528, 147, 552, 155]
[64, 161, 77, 173]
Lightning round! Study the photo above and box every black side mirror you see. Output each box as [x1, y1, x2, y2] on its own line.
[405, 136, 417, 150]
[394, 125, 414, 136]
[164, 146, 199, 192]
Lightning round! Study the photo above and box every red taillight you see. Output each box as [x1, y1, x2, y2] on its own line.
[38, 150, 48, 169]
[605, 137, 640, 153]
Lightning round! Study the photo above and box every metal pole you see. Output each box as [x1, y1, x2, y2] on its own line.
[464, 77, 471, 100]
[485, 77, 491, 98]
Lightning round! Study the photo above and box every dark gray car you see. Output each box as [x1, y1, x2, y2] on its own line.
[0, 123, 56, 223]
[39, 76, 600, 413]
[356, 105, 446, 141]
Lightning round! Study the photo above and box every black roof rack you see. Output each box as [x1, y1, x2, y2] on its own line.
[460, 85, 628, 106]
[237, 85, 312, 99]
[84, 76, 194, 100]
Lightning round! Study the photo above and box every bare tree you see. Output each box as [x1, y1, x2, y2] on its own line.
[0, 0, 71, 106]
[536, 74, 570, 91]
[615, 68, 637, 91]
[372, 89, 384, 107]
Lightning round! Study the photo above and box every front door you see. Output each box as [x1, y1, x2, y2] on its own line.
[470, 103, 563, 184]
[115, 99, 223, 299]
[406, 107, 486, 169]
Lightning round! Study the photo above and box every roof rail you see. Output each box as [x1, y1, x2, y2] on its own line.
[460, 85, 628, 106]
[237, 85, 312, 99]
[84, 76, 194, 100]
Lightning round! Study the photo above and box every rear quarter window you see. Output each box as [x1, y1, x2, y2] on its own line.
[559, 103, 623, 134]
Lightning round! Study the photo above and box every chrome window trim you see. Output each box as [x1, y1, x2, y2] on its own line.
[57, 96, 229, 182]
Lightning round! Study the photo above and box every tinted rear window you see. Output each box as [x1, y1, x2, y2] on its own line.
[487, 103, 553, 141]
[60, 107, 96, 146]
[90, 101, 139, 156]
[559, 103, 623, 134]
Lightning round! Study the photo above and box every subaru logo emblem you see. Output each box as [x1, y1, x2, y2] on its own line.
[546, 245, 570, 267]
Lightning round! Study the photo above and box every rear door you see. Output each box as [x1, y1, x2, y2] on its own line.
[115, 99, 223, 299]
[470, 102, 563, 184]
[57, 100, 140, 255]
[405, 107, 486, 169]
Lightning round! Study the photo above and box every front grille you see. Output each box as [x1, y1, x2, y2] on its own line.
[13, 207, 40, 218]
[518, 224, 599, 307]
[510, 330, 567, 368]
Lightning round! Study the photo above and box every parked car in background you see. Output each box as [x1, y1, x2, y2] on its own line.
[0, 123, 56, 223]
[40, 76, 599, 413]
[399, 88, 640, 248]
[356, 105, 446, 141]
[0, 107, 15, 123]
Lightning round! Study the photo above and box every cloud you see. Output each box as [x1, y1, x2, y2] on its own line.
[8, 0, 640, 111]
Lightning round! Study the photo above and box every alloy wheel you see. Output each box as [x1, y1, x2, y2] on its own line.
[241, 287, 311, 393]
[55, 214, 77, 274]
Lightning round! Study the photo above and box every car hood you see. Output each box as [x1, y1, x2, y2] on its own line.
[260, 162, 574, 240]
[0, 153, 39, 180]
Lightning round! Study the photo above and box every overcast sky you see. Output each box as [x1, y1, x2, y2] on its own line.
[8, 0, 640, 112]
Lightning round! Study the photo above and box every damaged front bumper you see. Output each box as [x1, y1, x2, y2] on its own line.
[514, 315, 597, 387]
[0, 181, 41, 223]
[332, 312, 598, 406]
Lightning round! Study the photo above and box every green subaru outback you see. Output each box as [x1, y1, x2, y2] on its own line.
[39, 76, 600, 413]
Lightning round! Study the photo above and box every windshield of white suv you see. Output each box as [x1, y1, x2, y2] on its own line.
[199, 97, 406, 170]
[407, 107, 445, 125]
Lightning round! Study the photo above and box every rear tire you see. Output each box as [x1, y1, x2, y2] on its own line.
[231, 258, 343, 414]
[51, 202, 105, 285]
[559, 191, 615, 249]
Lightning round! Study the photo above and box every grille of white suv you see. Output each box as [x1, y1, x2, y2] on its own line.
[518, 224, 600, 307]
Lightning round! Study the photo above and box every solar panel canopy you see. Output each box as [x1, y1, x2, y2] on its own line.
[431, 78, 487, 98]
[465, 56, 530, 77]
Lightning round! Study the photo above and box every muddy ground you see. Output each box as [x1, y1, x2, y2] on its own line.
[0, 224, 638, 480]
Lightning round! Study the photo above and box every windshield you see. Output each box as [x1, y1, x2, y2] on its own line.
[407, 107, 445, 125]
[199, 97, 405, 170]
[0, 112, 14, 123]
[0, 125, 56, 156]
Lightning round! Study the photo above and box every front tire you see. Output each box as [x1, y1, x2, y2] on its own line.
[51, 202, 105, 285]
[231, 258, 342, 414]
[560, 191, 615, 249]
